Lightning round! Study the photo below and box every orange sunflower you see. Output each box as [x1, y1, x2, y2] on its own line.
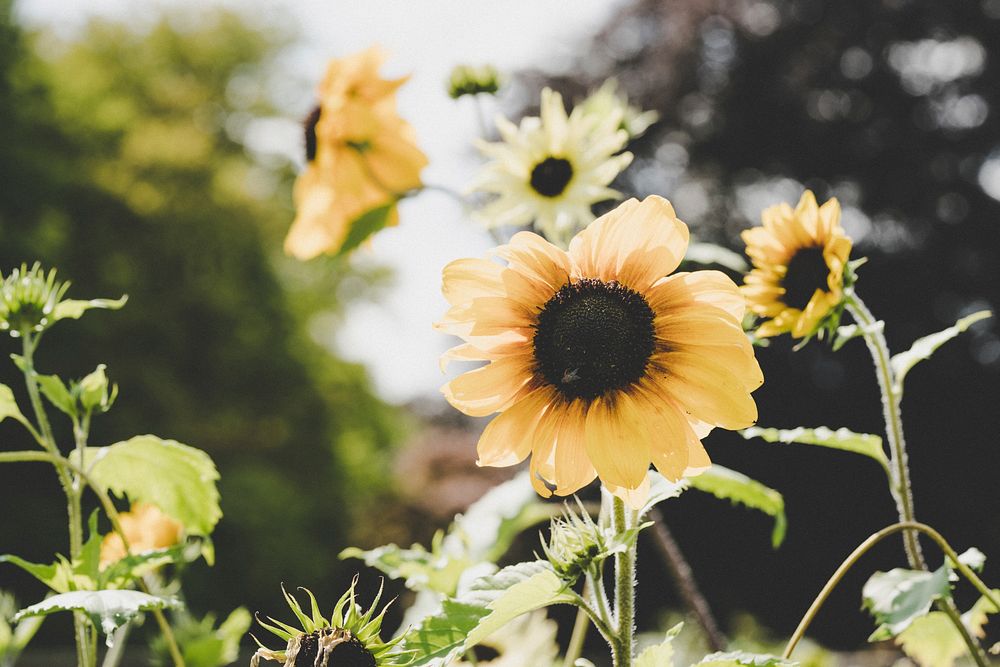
[741, 190, 853, 339]
[285, 47, 428, 260]
[436, 196, 762, 506]
[99, 503, 182, 569]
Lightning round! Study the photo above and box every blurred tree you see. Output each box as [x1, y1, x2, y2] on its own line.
[530, 0, 1000, 648]
[0, 0, 402, 638]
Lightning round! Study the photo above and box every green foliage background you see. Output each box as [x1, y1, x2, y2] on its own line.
[0, 0, 401, 623]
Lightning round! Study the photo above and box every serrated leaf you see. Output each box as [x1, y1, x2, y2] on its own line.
[863, 565, 951, 640]
[956, 547, 986, 573]
[13, 589, 179, 644]
[890, 311, 992, 394]
[52, 296, 128, 322]
[635, 625, 680, 667]
[77, 435, 221, 535]
[693, 651, 797, 666]
[0, 383, 27, 425]
[686, 465, 787, 548]
[336, 204, 394, 257]
[0, 555, 69, 593]
[403, 561, 575, 665]
[895, 589, 999, 667]
[741, 425, 888, 472]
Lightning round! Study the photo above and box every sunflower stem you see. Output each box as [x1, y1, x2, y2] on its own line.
[610, 495, 636, 667]
[563, 601, 591, 667]
[843, 293, 988, 666]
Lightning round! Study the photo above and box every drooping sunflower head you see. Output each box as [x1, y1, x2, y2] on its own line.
[251, 580, 410, 667]
[285, 48, 427, 261]
[436, 196, 762, 507]
[741, 190, 853, 339]
[473, 88, 633, 246]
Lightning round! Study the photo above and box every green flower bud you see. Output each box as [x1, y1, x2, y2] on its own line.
[447, 64, 501, 99]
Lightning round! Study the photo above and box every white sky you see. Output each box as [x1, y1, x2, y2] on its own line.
[15, 0, 627, 403]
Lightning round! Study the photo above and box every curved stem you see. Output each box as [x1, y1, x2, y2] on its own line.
[563, 604, 591, 667]
[784, 522, 997, 662]
[611, 495, 636, 667]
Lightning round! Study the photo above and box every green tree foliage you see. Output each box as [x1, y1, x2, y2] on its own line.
[0, 0, 401, 619]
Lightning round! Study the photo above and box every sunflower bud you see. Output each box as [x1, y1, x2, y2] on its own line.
[0, 263, 70, 337]
[540, 502, 607, 583]
[447, 64, 501, 99]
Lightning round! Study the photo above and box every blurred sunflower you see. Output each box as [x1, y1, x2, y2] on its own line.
[252, 582, 409, 667]
[473, 88, 632, 246]
[741, 190, 853, 339]
[285, 47, 427, 260]
[436, 196, 762, 506]
[99, 503, 182, 569]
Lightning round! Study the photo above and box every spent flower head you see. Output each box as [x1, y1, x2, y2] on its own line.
[251, 579, 410, 667]
[447, 64, 502, 99]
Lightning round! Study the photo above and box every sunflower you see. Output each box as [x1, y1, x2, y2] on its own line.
[741, 190, 853, 339]
[99, 503, 182, 569]
[473, 88, 633, 246]
[436, 196, 762, 506]
[285, 47, 427, 260]
[251, 581, 410, 667]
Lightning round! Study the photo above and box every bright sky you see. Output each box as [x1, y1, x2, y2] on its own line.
[16, 0, 627, 403]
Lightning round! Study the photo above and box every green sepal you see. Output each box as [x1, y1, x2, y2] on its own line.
[52, 296, 128, 322]
[337, 204, 394, 258]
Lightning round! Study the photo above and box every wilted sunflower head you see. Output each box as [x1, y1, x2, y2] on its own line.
[0, 263, 70, 337]
[251, 580, 410, 667]
[436, 196, 762, 507]
[285, 48, 427, 262]
[741, 190, 853, 340]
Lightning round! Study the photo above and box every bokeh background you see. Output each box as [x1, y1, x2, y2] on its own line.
[1, 0, 998, 661]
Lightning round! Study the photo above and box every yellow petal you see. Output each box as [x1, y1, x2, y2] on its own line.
[551, 400, 597, 495]
[442, 355, 533, 417]
[653, 351, 759, 429]
[477, 386, 556, 467]
[584, 394, 651, 490]
[495, 232, 572, 293]
[647, 270, 747, 321]
[441, 258, 505, 305]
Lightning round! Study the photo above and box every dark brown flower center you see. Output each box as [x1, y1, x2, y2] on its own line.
[781, 245, 830, 311]
[533, 278, 656, 400]
[304, 105, 321, 162]
[529, 157, 573, 197]
[293, 631, 375, 667]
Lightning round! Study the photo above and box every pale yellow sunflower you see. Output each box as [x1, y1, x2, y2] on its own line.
[285, 47, 427, 260]
[473, 88, 633, 246]
[436, 196, 762, 506]
[99, 503, 182, 569]
[741, 190, 853, 339]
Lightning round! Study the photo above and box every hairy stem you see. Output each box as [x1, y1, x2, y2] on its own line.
[563, 604, 591, 667]
[611, 495, 636, 667]
[648, 508, 726, 651]
[845, 293, 987, 665]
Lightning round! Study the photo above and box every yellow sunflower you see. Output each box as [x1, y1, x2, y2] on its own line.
[99, 503, 182, 569]
[285, 47, 428, 260]
[741, 190, 853, 339]
[436, 196, 762, 506]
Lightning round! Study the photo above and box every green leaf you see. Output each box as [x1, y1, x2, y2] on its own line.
[686, 465, 787, 548]
[890, 310, 992, 394]
[635, 623, 681, 667]
[741, 425, 889, 473]
[340, 542, 471, 596]
[336, 204, 394, 257]
[0, 383, 27, 426]
[52, 295, 128, 322]
[77, 435, 221, 535]
[403, 561, 576, 665]
[895, 589, 999, 667]
[13, 590, 179, 644]
[693, 651, 797, 666]
[35, 374, 76, 418]
[863, 565, 951, 640]
[0, 555, 69, 593]
[640, 470, 688, 516]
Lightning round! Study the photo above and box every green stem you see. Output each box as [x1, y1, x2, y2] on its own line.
[784, 522, 997, 663]
[563, 603, 591, 667]
[611, 495, 636, 667]
[4, 450, 187, 667]
[845, 293, 988, 665]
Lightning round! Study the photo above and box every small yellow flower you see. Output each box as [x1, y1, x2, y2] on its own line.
[99, 503, 182, 569]
[741, 191, 853, 339]
[436, 196, 762, 507]
[285, 47, 427, 260]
